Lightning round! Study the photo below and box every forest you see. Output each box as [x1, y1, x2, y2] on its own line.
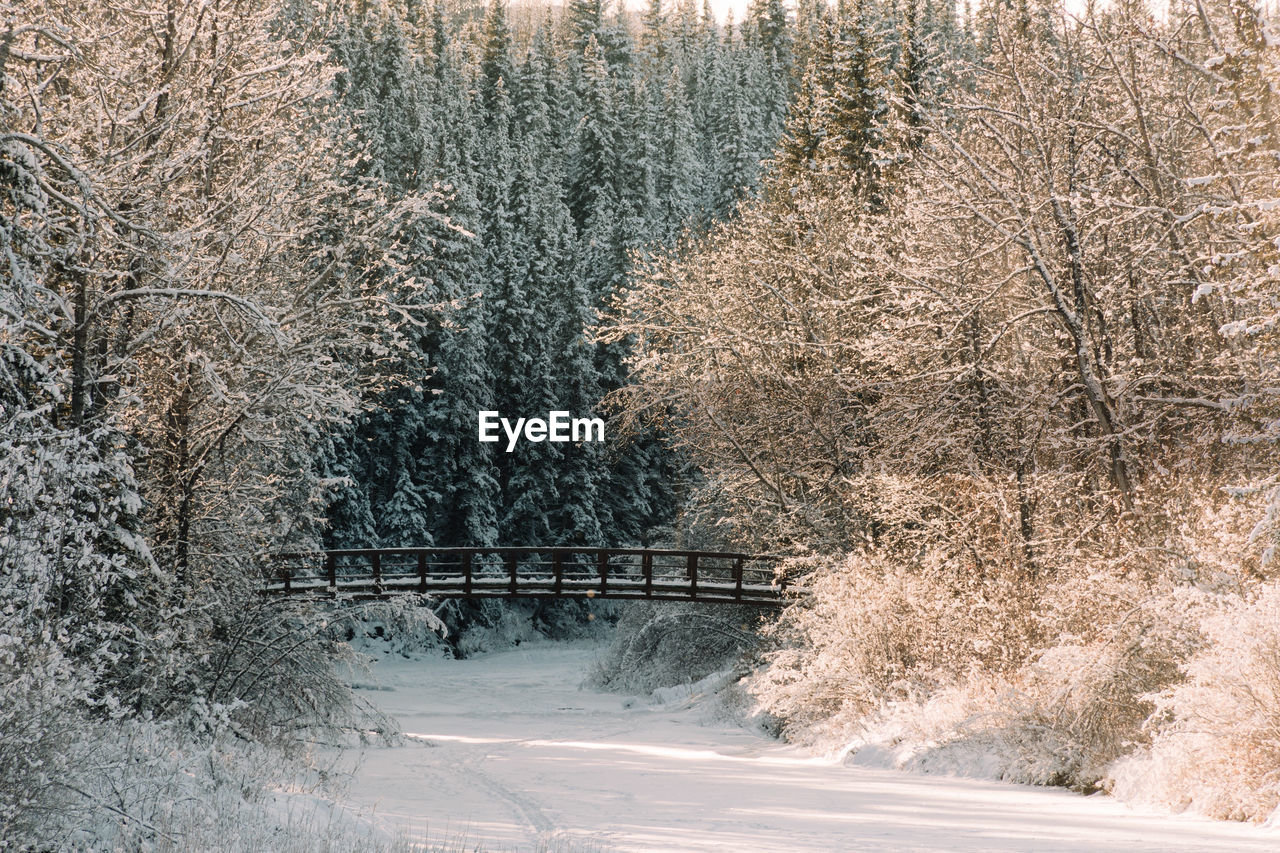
[2, 0, 1278, 847]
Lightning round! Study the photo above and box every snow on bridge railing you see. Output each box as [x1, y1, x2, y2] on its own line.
[263, 546, 795, 606]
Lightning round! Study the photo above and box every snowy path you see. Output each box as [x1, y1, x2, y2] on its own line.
[345, 643, 1279, 852]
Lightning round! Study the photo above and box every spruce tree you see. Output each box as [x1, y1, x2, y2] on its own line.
[657, 67, 701, 241]
[481, 0, 515, 115]
[568, 0, 605, 57]
[568, 37, 622, 233]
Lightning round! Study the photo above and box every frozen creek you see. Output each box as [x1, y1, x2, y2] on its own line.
[341, 642, 1279, 852]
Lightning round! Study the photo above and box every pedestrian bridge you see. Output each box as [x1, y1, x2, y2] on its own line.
[265, 547, 790, 606]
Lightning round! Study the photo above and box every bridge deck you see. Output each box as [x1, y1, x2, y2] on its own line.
[265, 547, 789, 606]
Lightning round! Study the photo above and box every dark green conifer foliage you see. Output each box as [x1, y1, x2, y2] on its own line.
[420, 184, 501, 548]
[322, 7, 441, 549]
[774, 0, 898, 210]
[321, 0, 796, 604]
[641, 0, 668, 70]
[568, 0, 605, 57]
[657, 67, 701, 241]
[481, 1, 515, 114]
[568, 37, 621, 232]
[746, 0, 794, 76]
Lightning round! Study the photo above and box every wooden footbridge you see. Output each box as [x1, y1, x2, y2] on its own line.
[265, 547, 790, 606]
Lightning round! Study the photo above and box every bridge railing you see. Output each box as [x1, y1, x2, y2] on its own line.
[265, 547, 787, 604]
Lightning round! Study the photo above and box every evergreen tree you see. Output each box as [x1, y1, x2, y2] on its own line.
[318, 0, 796, 587]
[568, 0, 605, 56]
[497, 147, 568, 543]
[481, 0, 515, 115]
[775, 2, 891, 207]
[641, 0, 668, 71]
[322, 6, 442, 549]
[657, 67, 701, 241]
[746, 0, 794, 76]
[420, 181, 501, 548]
[568, 37, 622, 232]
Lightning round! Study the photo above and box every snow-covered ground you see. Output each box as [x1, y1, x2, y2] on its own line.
[344, 642, 1280, 852]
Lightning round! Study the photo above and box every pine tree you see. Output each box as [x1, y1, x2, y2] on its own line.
[745, 0, 794, 78]
[568, 37, 622, 232]
[715, 43, 769, 214]
[823, 2, 889, 202]
[657, 67, 701, 241]
[641, 0, 668, 71]
[496, 147, 564, 544]
[567, 0, 605, 57]
[322, 7, 447, 549]
[481, 0, 515, 116]
[774, 2, 890, 207]
[429, 0, 450, 80]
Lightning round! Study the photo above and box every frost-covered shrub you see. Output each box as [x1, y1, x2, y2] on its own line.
[0, 419, 163, 685]
[750, 552, 1041, 743]
[0, 415, 401, 841]
[195, 598, 400, 749]
[752, 543, 1219, 793]
[0, 644, 86, 842]
[592, 602, 765, 694]
[992, 622, 1190, 789]
[879, 596, 1197, 791]
[11, 709, 403, 851]
[446, 598, 613, 658]
[1108, 583, 1280, 822]
[349, 595, 451, 657]
[0, 413, 161, 838]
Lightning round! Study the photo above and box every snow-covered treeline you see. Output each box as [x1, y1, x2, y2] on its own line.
[607, 0, 1280, 823]
[320, 0, 792, 557]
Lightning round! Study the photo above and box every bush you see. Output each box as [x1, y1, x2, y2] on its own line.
[860, 595, 1197, 791]
[0, 644, 85, 842]
[1108, 583, 1280, 822]
[591, 602, 765, 694]
[749, 553, 1041, 744]
[16, 710, 403, 851]
[0, 602, 419, 850]
[751, 550, 1218, 793]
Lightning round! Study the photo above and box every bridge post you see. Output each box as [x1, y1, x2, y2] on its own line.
[417, 551, 427, 594]
[372, 551, 382, 596]
[552, 552, 563, 595]
[597, 551, 609, 597]
[642, 552, 653, 598]
[507, 551, 519, 595]
[282, 566, 292, 595]
[463, 551, 473, 595]
[687, 553, 698, 600]
[734, 556, 744, 600]
[326, 552, 337, 594]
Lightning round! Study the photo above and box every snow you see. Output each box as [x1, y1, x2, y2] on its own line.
[342, 642, 1280, 852]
